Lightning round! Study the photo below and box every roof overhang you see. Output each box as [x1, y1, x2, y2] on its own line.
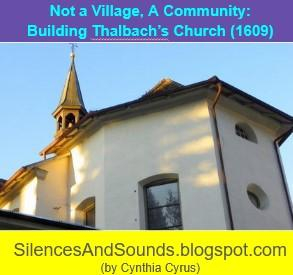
[53, 105, 87, 118]
[40, 77, 293, 157]
[0, 210, 94, 230]
[0, 155, 69, 202]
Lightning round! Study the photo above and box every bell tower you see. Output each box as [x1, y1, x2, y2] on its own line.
[53, 45, 87, 137]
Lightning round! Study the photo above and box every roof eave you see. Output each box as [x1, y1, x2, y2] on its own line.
[52, 105, 87, 118]
[221, 81, 293, 123]
[41, 77, 293, 156]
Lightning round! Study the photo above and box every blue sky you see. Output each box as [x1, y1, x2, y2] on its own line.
[0, 43, 292, 199]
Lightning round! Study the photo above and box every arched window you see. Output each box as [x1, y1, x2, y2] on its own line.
[65, 113, 76, 128]
[235, 123, 257, 143]
[141, 175, 182, 230]
[76, 197, 95, 227]
[57, 116, 62, 130]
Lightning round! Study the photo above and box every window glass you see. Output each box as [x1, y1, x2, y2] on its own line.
[235, 123, 257, 143]
[235, 125, 249, 140]
[146, 182, 182, 230]
[146, 182, 179, 208]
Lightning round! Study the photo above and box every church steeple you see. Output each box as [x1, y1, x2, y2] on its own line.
[53, 45, 87, 136]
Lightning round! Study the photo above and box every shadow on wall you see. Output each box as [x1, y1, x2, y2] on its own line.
[66, 102, 223, 228]
[69, 140, 102, 224]
[158, 104, 219, 188]
[70, 143, 101, 196]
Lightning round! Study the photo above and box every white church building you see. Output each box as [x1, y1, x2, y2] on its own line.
[0, 52, 292, 230]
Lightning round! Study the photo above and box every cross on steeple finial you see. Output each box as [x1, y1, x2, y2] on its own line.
[69, 43, 78, 59]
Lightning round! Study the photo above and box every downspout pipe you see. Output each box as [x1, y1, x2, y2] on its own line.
[273, 127, 293, 222]
[211, 82, 234, 230]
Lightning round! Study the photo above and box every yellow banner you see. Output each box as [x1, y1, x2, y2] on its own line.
[0, 231, 291, 275]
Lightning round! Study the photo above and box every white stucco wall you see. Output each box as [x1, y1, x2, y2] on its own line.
[35, 157, 69, 221]
[2, 177, 37, 215]
[70, 99, 228, 229]
[70, 129, 104, 228]
[4, 94, 291, 230]
[2, 157, 70, 221]
[216, 104, 293, 229]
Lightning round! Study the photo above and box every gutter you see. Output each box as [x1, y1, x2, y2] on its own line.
[211, 82, 234, 230]
[40, 77, 293, 158]
[273, 127, 293, 222]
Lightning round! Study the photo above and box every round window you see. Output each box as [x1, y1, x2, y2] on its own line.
[247, 184, 269, 210]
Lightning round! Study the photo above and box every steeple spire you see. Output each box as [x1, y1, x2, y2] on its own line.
[53, 46, 87, 136]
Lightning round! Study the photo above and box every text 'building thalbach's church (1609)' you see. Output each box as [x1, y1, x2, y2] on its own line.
[0, 51, 293, 230]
